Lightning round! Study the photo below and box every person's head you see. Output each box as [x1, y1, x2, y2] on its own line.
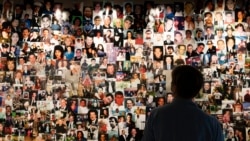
[11, 31, 19, 43]
[215, 11, 223, 21]
[3, 0, 12, 10]
[99, 133, 106, 141]
[227, 38, 235, 48]
[206, 41, 214, 50]
[226, 24, 234, 33]
[145, 29, 152, 39]
[60, 98, 67, 107]
[174, 31, 183, 42]
[167, 46, 174, 54]
[166, 93, 174, 103]
[85, 36, 93, 46]
[165, 55, 173, 64]
[217, 39, 225, 50]
[94, 15, 102, 26]
[185, 30, 192, 38]
[147, 95, 154, 103]
[107, 64, 115, 75]
[235, 23, 245, 32]
[115, 91, 124, 105]
[73, 16, 82, 26]
[83, 6, 92, 18]
[126, 113, 133, 121]
[123, 16, 133, 29]
[11, 18, 19, 28]
[222, 110, 231, 122]
[124, 2, 133, 13]
[153, 47, 163, 59]
[206, 27, 212, 34]
[77, 131, 83, 138]
[216, 0, 224, 7]
[171, 65, 203, 99]
[7, 59, 15, 71]
[74, 48, 81, 58]
[88, 109, 98, 121]
[225, 11, 234, 22]
[104, 15, 112, 26]
[204, 12, 213, 24]
[196, 43, 205, 53]
[165, 18, 173, 31]
[165, 4, 172, 13]
[103, 93, 114, 105]
[225, 0, 235, 10]
[63, 25, 71, 34]
[204, 82, 212, 92]
[28, 53, 36, 64]
[184, 2, 194, 12]
[215, 28, 223, 37]
[132, 73, 139, 78]
[186, 44, 193, 53]
[42, 28, 50, 36]
[94, 2, 102, 11]
[126, 99, 134, 109]
[178, 45, 186, 55]
[195, 28, 203, 38]
[53, 45, 64, 59]
[80, 99, 86, 107]
[236, 9, 245, 21]
[166, 34, 171, 40]
[22, 28, 30, 38]
[157, 97, 165, 106]
[41, 14, 52, 28]
[109, 117, 118, 128]
[130, 127, 137, 136]
[126, 31, 133, 38]
[114, 18, 122, 28]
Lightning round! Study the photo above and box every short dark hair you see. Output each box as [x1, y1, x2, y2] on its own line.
[127, 113, 133, 118]
[204, 12, 212, 17]
[88, 109, 98, 117]
[42, 14, 51, 20]
[196, 28, 203, 33]
[109, 116, 118, 124]
[167, 46, 174, 50]
[115, 91, 123, 97]
[197, 42, 205, 47]
[22, 27, 30, 33]
[171, 65, 204, 99]
[104, 2, 112, 8]
[185, 30, 192, 34]
[94, 15, 101, 20]
[125, 2, 132, 8]
[106, 93, 114, 100]
[80, 99, 86, 103]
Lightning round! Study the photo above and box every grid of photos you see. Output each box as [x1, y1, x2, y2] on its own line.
[0, 0, 249, 140]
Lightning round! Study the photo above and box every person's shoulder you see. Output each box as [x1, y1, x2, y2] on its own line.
[149, 104, 172, 116]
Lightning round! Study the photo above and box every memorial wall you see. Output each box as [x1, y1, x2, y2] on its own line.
[0, 0, 250, 140]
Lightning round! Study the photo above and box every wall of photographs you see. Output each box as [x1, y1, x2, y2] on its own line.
[0, 0, 250, 140]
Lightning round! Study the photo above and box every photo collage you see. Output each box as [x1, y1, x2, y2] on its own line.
[0, 0, 250, 140]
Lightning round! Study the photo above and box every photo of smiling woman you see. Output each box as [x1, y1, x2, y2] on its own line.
[53, 45, 64, 60]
